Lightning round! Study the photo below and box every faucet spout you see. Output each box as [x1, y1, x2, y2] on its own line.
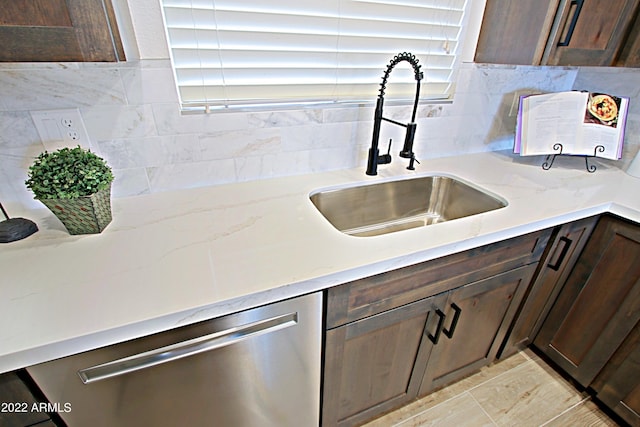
[366, 52, 423, 176]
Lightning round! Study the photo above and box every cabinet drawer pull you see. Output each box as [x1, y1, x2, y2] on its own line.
[443, 303, 462, 339]
[548, 236, 572, 271]
[558, 0, 584, 46]
[427, 309, 446, 344]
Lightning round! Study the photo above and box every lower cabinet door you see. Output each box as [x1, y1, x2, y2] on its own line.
[322, 294, 444, 427]
[534, 216, 640, 386]
[592, 322, 640, 426]
[418, 264, 536, 396]
[499, 216, 598, 358]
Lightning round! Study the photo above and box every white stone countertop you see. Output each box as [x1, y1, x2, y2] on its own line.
[2, 150, 639, 374]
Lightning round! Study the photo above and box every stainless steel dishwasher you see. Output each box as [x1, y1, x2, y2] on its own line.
[27, 292, 322, 427]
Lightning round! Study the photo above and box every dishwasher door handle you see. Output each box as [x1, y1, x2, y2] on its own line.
[78, 311, 298, 384]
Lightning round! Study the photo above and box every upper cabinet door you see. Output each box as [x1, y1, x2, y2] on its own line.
[474, 0, 560, 65]
[616, 9, 640, 66]
[545, 0, 640, 66]
[0, 0, 125, 62]
[475, 0, 640, 67]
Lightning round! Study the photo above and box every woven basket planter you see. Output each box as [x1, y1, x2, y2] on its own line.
[40, 187, 112, 235]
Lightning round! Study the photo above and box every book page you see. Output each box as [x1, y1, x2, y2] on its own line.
[517, 91, 629, 160]
[519, 91, 587, 156]
[575, 94, 629, 159]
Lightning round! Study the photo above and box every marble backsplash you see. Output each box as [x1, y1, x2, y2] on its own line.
[1, 60, 637, 213]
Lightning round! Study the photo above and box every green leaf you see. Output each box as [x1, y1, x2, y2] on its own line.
[25, 146, 114, 199]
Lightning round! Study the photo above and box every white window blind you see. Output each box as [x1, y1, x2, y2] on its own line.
[160, 0, 471, 111]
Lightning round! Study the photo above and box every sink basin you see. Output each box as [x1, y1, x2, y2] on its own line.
[310, 175, 507, 237]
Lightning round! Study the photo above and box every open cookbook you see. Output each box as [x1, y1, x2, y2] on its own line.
[514, 91, 629, 160]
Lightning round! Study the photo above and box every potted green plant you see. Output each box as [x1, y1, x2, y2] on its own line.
[25, 146, 114, 235]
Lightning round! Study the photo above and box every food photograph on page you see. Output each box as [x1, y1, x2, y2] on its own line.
[584, 93, 621, 127]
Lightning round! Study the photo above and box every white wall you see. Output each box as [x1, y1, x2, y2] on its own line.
[0, 59, 580, 214]
[117, 0, 170, 59]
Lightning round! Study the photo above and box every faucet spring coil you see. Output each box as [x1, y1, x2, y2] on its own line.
[378, 52, 423, 98]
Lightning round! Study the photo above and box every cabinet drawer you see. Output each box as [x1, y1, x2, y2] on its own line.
[327, 228, 552, 328]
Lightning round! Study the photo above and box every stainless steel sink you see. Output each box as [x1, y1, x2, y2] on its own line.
[310, 175, 507, 237]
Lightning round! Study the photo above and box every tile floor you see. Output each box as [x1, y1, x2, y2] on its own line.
[362, 349, 620, 427]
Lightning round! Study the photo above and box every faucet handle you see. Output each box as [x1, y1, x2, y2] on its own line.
[378, 139, 392, 164]
[407, 154, 420, 170]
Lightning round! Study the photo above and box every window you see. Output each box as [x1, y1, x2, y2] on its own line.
[160, 0, 484, 111]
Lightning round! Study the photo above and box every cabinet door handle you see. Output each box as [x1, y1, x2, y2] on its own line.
[443, 303, 462, 339]
[547, 236, 572, 271]
[427, 309, 446, 345]
[558, 0, 584, 46]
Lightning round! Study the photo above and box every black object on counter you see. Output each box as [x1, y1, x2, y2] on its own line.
[0, 202, 38, 243]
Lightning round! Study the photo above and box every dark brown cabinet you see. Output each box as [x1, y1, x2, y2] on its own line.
[545, 0, 640, 66]
[475, 0, 559, 66]
[500, 216, 599, 358]
[475, 0, 640, 67]
[618, 12, 640, 66]
[592, 321, 640, 426]
[535, 215, 640, 387]
[0, 0, 124, 62]
[322, 229, 551, 426]
[418, 265, 536, 396]
[323, 264, 537, 426]
[323, 295, 441, 426]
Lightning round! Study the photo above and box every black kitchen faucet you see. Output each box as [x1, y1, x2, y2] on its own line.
[366, 52, 423, 175]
